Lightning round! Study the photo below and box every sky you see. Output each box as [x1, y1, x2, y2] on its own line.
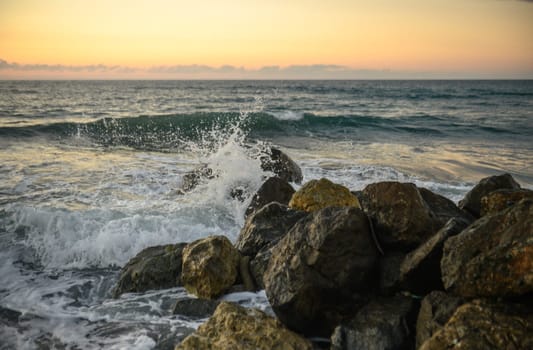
[1, 0, 532, 79]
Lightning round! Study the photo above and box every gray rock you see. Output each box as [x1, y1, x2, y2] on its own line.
[459, 173, 521, 218]
[172, 298, 221, 319]
[236, 202, 308, 257]
[249, 245, 272, 290]
[330, 295, 417, 350]
[264, 207, 379, 335]
[113, 243, 187, 298]
[260, 147, 303, 184]
[244, 177, 295, 218]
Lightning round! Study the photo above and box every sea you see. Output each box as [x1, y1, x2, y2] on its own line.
[1, 80, 532, 349]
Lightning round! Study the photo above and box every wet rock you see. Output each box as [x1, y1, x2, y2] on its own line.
[459, 173, 521, 218]
[480, 188, 533, 216]
[419, 300, 533, 350]
[330, 295, 417, 350]
[416, 291, 464, 349]
[181, 236, 240, 299]
[260, 147, 303, 184]
[178, 165, 214, 193]
[175, 301, 312, 350]
[399, 218, 469, 295]
[362, 182, 470, 250]
[289, 178, 361, 212]
[264, 207, 379, 335]
[441, 199, 533, 298]
[244, 177, 295, 218]
[172, 298, 221, 319]
[236, 202, 308, 257]
[113, 243, 187, 298]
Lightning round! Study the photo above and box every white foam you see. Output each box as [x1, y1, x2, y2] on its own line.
[269, 110, 304, 121]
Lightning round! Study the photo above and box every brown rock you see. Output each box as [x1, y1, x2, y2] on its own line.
[441, 199, 533, 298]
[289, 178, 361, 212]
[480, 188, 533, 216]
[399, 218, 469, 295]
[459, 173, 521, 218]
[112, 243, 187, 298]
[181, 236, 240, 299]
[362, 182, 469, 250]
[244, 177, 295, 218]
[415, 291, 464, 349]
[419, 300, 533, 350]
[175, 301, 312, 350]
[264, 207, 378, 335]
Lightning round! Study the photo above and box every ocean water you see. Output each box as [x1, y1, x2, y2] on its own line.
[0, 80, 532, 348]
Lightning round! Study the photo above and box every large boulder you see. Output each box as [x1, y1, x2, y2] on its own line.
[264, 207, 379, 335]
[330, 295, 417, 350]
[480, 188, 533, 216]
[289, 178, 361, 212]
[236, 202, 308, 257]
[419, 300, 533, 350]
[113, 243, 187, 298]
[260, 147, 303, 184]
[441, 199, 533, 298]
[399, 218, 469, 295]
[181, 236, 240, 299]
[244, 177, 295, 218]
[362, 182, 470, 250]
[459, 173, 521, 218]
[175, 301, 312, 350]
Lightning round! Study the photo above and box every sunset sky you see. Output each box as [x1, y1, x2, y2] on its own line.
[1, 0, 532, 79]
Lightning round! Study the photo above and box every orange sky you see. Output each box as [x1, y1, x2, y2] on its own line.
[1, 0, 532, 79]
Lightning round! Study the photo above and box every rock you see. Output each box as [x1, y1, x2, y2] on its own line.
[419, 300, 533, 350]
[459, 173, 521, 217]
[178, 165, 214, 193]
[330, 295, 417, 350]
[377, 252, 405, 295]
[289, 178, 361, 212]
[264, 207, 379, 335]
[181, 236, 240, 299]
[362, 182, 470, 250]
[480, 188, 533, 216]
[175, 301, 313, 350]
[260, 147, 303, 184]
[249, 246, 272, 290]
[172, 298, 221, 319]
[113, 243, 187, 298]
[441, 199, 533, 298]
[236, 202, 308, 257]
[399, 218, 469, 295]
[416, 291, 464, 349]
[244, 177, 295, 218]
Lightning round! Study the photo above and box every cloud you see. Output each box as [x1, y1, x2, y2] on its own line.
[1, 58, 532, 80]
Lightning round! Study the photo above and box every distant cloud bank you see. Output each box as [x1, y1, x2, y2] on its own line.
[1, 59, 531, 80]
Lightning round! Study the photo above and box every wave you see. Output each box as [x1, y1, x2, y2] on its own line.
[0, 112, 529, 150]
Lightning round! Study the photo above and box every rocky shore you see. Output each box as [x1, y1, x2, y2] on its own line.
[113, 150, 533, 349]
